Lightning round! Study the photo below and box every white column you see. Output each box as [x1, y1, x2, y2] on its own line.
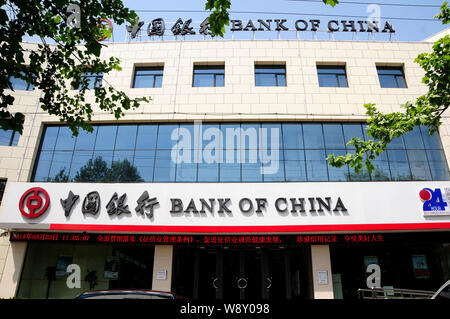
[0, 242, 27, 298]
[311, 245, 334, 299]
[152, 245, 173, 292]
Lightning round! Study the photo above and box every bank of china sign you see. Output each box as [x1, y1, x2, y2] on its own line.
[0, 182, 450, 233]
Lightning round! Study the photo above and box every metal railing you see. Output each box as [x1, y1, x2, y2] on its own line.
[358, 287, 435, 299]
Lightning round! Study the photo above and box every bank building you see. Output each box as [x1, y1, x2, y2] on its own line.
[0, 17, 449, 300]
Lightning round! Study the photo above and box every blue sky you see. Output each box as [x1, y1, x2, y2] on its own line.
[115, 0, 447, 42]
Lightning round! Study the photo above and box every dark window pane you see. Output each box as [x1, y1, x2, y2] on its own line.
[378, 75, 398, 88]
[371, 152, 391, 181]
[403, 127, 424, 149]
[11, 131, 20, 146]
[92, 151, 113, 170]
[377, 67, 406, 88]
[134, 150, 155, 182]
[241, 149, 263, 182]
[337, 74, 348, 87]
[33, 151, 53, 181]
[284, 149, 306, 182]
[55, 127, 76, 151]
[282, 123, 303, 149]
[115, 125, 137, 150]
[193, 74, 215, 87]
[198, 163, 219, 182]
[10, 74, 34, 91]
[136, 125, 158, 150]
[241, 124, 259, 149]
[219, 148, 240, 182]
[157, 124, 179, 150]
[317, 66, 347, 88]
[255, 65, 286, 87]
[48, 151, 72, 182]
[427, 150, 450, 180]
[343, 124, 364, 150]
[0, 130, 13, 146]
[318, 74, 337, 87]
[323, 124, 345, 149]
[255, 73, 276, 86]
[153, 149, 176, 182]
[326, 149, 349, 181]
[303, 124, 324, 149]
[133, 67, 164, 88]
[176, 162, 197, 182]
[41, 127, 59, 151]
[193, 65, 225, 87]
[306, 149, 328, 181]
[420, 126, 441, 149]
[388, 150, 411, 180]
[95, 126, 117, 150]
[387, 135, 405, 150]
[407, 150, 431, 180]
[70, 151, 94, 180]
[74, 127, 97, 151]
[79, 72, 103, 90]
[113, 150, 134, 163]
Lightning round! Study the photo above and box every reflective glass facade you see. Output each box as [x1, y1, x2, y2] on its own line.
[32, 123, 450, 183]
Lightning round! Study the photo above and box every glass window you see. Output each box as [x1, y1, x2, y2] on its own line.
[198, 163, 219, 182]
[153, 149, 176, 182]
[133, 66, 164, 88]
[317, 65, 348, 87]
[95, 126, 117, 150]
[371, 152, 391, 181]
[342, 124, 365, 150]
[115, 125, 137, 150]
[33, 151, 53, 182]
[420, 126, 442, 149]
[74, 127, 97, 151]
[323, 124, 346, 149]
[133, 150, 155, 182]
[75, 72, 103, 90]
[70, 151, 93, 181]
[282, 123, 303, 149]
[136, 124, 158, 150]
[9, 73, 34, 91]
[31, 122, 450, 183]
[48, 151, 72, 182]
[255, 65, 286, 87]
[326, 149, 349, 181]
[0, 179, 6, 205]
[427, 150, 450, 180]
[387, 150, 411, 180]
[408, 150, 432, 180]
[193, 65, 224, 87]
[306, 149, 328, 181]
[0, 129, 20, 146]
[157, 124, 179, 150]
[55, 127, 76, 151]
[284, 149, 306, 182]
[377, 66, 407, 88]
[303, 124, 324, 149]
[403, 127, 424, 149]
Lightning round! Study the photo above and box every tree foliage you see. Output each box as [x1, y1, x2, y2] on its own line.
[0, 0, 149, 135]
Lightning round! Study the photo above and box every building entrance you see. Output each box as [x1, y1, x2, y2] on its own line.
[172, 246, 313, 299]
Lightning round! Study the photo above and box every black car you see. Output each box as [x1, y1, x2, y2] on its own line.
[75, 289, 176, 299]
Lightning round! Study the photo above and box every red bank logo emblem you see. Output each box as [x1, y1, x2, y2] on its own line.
[19, 187, 50, 219]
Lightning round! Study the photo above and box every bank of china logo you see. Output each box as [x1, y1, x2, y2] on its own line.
[419, 188, 450, 216]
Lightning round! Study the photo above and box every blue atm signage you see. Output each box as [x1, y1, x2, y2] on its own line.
[420, 188, 450, 216]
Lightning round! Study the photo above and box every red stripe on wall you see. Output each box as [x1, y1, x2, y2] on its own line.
[49, 223, 450, 233]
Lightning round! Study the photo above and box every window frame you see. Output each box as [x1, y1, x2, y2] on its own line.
[316, 65, 348, 88]
[192, 64, 225, 87]
[132, 66, 164, 88]
[376, 65, 407, 88]
[254, 64, 287, 87]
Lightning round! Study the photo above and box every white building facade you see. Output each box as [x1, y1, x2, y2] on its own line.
[0, 32, 450, 299]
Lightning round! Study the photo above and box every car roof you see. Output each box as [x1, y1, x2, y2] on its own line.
[76, 289, 175, 299]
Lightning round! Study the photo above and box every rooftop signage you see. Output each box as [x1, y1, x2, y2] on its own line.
[125, 17, 395, 39]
